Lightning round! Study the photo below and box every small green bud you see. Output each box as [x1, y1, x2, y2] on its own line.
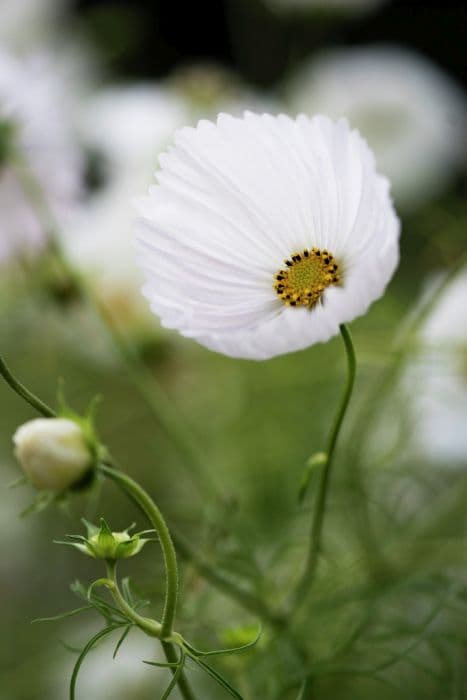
[62, 518, 154, 561]
[13, 417, 94, 492]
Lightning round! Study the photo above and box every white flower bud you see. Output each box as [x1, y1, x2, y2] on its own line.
[13, 418, 93, 492]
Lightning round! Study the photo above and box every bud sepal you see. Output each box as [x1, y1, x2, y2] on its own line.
[59, 518, 155, 561]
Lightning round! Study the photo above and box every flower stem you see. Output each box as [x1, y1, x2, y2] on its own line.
[161, 641, 198, 700]
[0, 353, 56, 418]
[294, 324, 356, 603]
[105, 562, 197, 700]
[298, 677, 314, 700]
[99, 462, 178, 638]
[105, 561, 163, 637]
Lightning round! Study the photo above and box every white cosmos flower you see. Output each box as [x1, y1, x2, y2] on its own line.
[287, 46, 467, 210]
[136, 112, 400, 360]
[0, 50, 82, 264]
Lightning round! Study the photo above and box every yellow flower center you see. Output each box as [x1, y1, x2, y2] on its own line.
[274, 248, 340, 308]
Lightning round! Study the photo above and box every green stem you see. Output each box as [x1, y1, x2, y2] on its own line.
[105, 561, 163, 637]
[0, 353, 56, 418]
[99, 463, 178, 638]
[105, 563, 197, 700]
[162, 642, 197, 700]
[0, 352, 280, 629]
[294, 324, 356, 603]
[298, 676, 314, 700]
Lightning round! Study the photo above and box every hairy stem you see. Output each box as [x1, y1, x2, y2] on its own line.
[99, 463, 178, 638]
[162, 642, 197, 700]
[105, 561, 163, 637]
[105, 563, 197, 700]
[294, 324, 356, 604]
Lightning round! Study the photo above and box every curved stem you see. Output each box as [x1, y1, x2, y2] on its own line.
[294, 324, 356, 604]
[105, 562, 197, 700]
[0, 353, 56, 418]
[99, 463, 178, 638]
[105, 561, 162, 637]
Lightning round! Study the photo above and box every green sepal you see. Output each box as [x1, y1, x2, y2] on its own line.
[55, 384, 103, 476]
[57, 518, 154, 560]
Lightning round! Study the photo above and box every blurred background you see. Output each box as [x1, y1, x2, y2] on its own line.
[1, 1, 466, 698]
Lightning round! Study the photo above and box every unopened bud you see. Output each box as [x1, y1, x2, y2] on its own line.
[13, 418, 93, 492]
[63, 519, 153, 560]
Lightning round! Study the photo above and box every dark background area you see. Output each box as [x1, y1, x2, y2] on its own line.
[72, 0, 466, 87]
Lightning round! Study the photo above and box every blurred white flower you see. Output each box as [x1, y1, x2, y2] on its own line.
[137, 112, 399, 360]
[0, 0, 66, 51]
[288, 46, 467, 210]
[410, 272, 467, 463]
[61, 85, 189, 333]
[264, 0, 386, 14]
[0, 50, 83, 264]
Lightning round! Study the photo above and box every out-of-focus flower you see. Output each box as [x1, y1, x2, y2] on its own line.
[136, 112, 399, 360]
[13, 417, 94, 492]
[263, 0, 386, 15]
[288, 46, 467, 210]
[171, 63, 280, 121]
[60, 85, 189, 335]
[0, 0, 66, 51]
[410, 272, 467, 463]
[0, 50, 83, 264]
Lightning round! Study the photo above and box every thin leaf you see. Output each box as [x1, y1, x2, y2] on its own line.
[32, 605, 93, 623]
[160, 652, 185, 700]
[113, 625, 132, 659]
[143, 660, 181, 669]
[70, 625, 126, 700]
[184, 626, 262, 658]
[59, 639, 85, 654]
[188, 654, 244, 699]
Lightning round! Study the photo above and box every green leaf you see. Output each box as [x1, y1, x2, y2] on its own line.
[184, 625, 261, 657]
[143, 660, 180, 669]
[113, 625, 132, 659]
[70, 624, 127, 700]
[32, 605, 93, 623]
[160, 652, 185, 700]
[188, 654, 244, 699]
